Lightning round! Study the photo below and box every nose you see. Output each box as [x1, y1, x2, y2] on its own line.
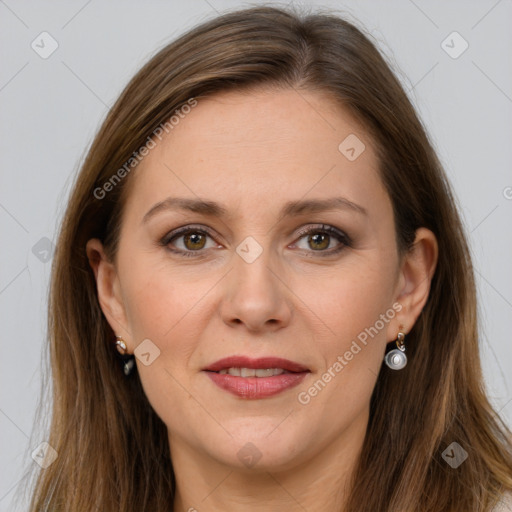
[220, 243, 293, 333]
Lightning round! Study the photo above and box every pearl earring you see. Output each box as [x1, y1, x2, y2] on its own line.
[114, 335, 136, 376]
[384, 331, 407, 370]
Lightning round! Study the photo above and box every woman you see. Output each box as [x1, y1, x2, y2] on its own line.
[23, 5, 512, 511]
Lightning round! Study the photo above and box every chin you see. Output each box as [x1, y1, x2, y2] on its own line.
[207, 419, 309, 471]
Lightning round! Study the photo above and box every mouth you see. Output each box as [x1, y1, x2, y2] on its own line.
[202, 355, 310, 374]
[214, 367, 292, 377]
[202, 356, 310, 399]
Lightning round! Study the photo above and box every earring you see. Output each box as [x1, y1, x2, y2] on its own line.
[384, 330, 407, 370]
[115, 335, 136, 376]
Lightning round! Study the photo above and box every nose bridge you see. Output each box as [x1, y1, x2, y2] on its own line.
[234, 238, 277, 291]
[221, 234, 292, 331]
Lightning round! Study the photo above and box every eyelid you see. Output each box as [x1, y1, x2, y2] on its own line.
[294, 223, 351, 244]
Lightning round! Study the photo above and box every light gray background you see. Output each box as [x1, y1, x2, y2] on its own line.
[1, 1, 511, 510]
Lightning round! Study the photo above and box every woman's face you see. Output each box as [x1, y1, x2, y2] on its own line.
[89, 88, 416, 473]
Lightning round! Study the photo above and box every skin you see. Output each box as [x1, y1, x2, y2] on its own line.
[86, 88, 438, 511]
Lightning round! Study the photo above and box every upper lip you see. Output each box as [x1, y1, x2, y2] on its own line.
[202, 356, 310, 373]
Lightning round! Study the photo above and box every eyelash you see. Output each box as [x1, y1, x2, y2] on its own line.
[159, 224, 351, 259]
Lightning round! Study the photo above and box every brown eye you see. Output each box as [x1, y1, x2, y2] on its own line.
[161, 226, 217, 258]
[182, 232, 207, 250]
[307, 232, 330, 251]
[293, 225, 350, 256]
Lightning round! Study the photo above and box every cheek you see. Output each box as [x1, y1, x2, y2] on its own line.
[120, 256, 197, 337]
[294, 268, 391, 427]
[119, 258, 222, 375]
[119, 262, 212, 417]
[302, 258, 395, 343]
[297, 251, 397, 399]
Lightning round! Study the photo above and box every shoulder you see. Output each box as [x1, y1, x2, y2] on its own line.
[492, 492, 512, 511]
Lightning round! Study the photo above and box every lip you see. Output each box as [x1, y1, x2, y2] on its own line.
[202, 356, 310, 400]
[202, 356, 309, 373]
[205, 372, 308, 399]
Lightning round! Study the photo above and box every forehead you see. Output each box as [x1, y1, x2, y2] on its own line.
[123, 87, 387, 222]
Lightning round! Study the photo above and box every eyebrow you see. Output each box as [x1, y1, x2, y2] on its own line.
[141, 196, 367, 225]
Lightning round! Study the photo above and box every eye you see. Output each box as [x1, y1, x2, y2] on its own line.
[160, 223, 351, 259]
[160, 226, 218, 258]
[292, 224, 350, 256]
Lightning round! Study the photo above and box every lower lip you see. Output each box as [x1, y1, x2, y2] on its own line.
[204, 371, 308, 399]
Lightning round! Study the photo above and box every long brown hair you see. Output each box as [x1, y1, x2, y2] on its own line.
[19, 5, 512, 511]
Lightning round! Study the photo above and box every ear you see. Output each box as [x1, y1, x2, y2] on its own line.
[389, 227, 438, 338]
[85, 238, 132, 348]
